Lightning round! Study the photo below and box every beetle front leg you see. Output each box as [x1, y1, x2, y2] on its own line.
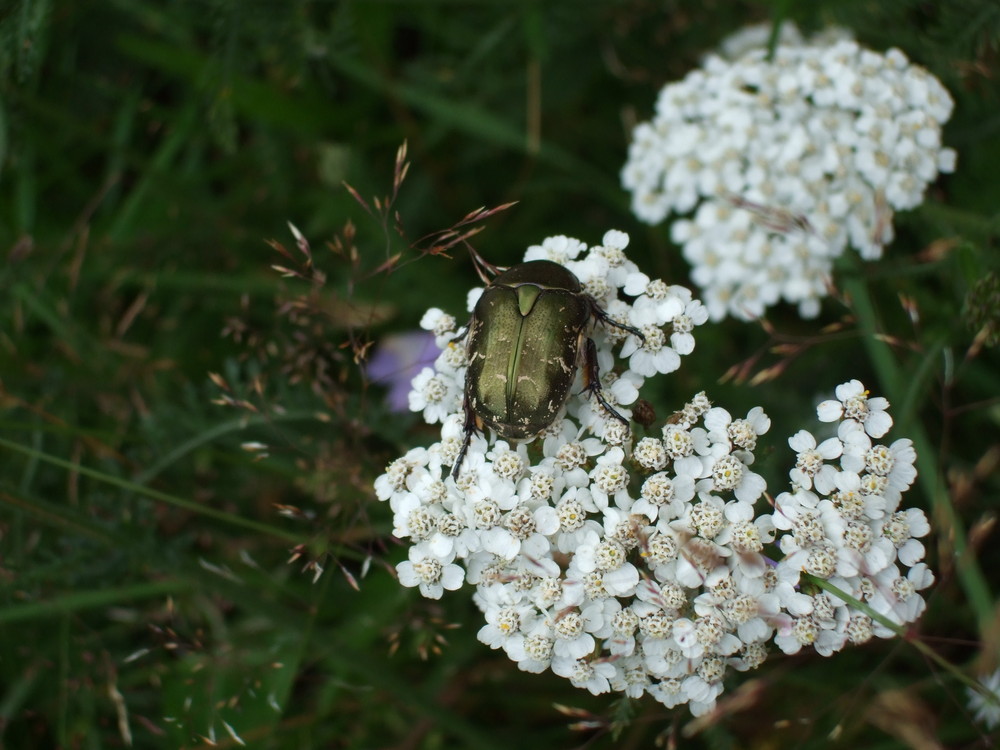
[581, 337, 631, 428]
[450, 324, 471, 346]
[451, 394, 479, 480]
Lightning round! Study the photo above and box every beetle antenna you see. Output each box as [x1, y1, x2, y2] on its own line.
[467, 244, 504, 284]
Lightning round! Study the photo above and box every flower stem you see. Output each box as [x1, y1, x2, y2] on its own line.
[806, 575, 1000, 708]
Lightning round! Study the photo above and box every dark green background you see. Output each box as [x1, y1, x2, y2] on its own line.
[1, 1, 998, 747]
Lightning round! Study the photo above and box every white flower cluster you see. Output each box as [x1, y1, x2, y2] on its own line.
[374, 231, 932, 715]
[621, 27, 957, 321]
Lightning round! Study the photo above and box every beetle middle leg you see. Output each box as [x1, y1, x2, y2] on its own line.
[580, 337, 631, 428]
[588, 300, 646, 344]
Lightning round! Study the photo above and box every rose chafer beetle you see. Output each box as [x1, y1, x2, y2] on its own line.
[452, 255, 645, 478]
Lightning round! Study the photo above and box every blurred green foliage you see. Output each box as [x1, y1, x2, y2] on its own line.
[0, 0, 998, 747]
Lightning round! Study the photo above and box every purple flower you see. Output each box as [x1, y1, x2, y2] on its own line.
[367, 331, 440, 412]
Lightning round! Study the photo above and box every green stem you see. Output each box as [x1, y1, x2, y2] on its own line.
[132, 410, 317, 486]
[0, 436, 303, 544]
[0, 580, 188, 624]
[766, 1, 793, 61]
[807, 575, 999, 708]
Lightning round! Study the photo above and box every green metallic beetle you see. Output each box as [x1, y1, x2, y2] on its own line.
[452, 258, 644, 479]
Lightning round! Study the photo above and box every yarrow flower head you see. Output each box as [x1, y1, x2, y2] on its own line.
[622, 24, 956, 321]
[374, 232, 932, 715]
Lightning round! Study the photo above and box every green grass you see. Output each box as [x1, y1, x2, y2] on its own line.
[1, 0, 998, 747]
